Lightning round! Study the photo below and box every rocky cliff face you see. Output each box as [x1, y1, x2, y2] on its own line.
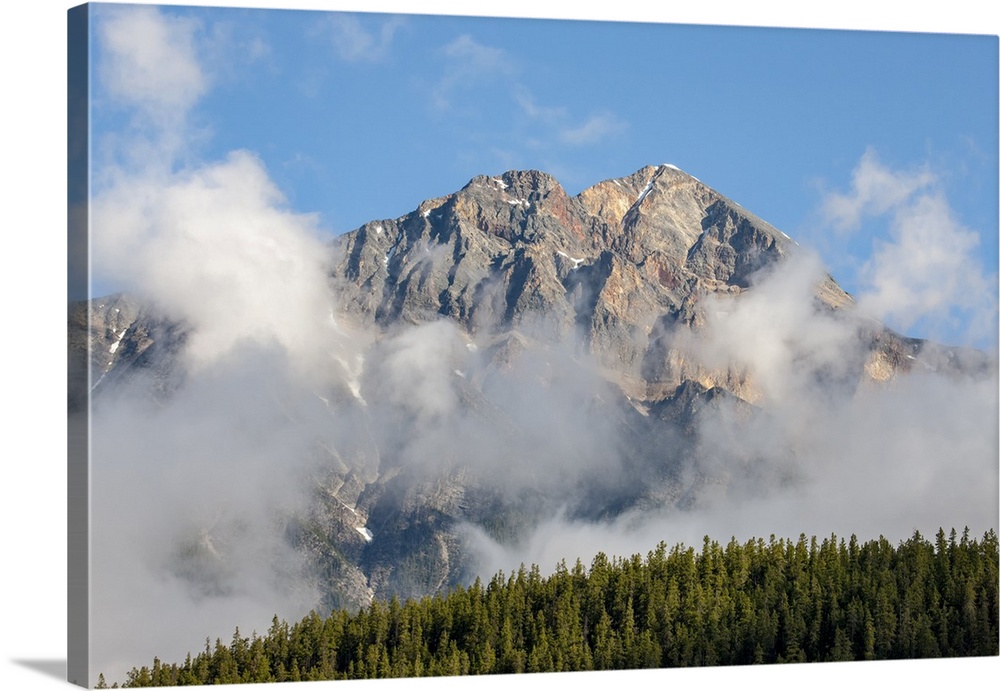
[71, 164, 989, 614]
[68, 293, 187, 411]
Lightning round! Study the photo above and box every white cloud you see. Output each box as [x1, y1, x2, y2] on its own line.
[559, 112, 628, 146]
[431, 34, 627, 155]
[443, 33, 509, 71]
[432, 34, 513, 111]
[327, 13, 404, 62]
[513, 85, 567, 122]
[820, 149, 997, 345]
[820, 148, 934, 233]
[859, 191, 996, 341]
[93, 5, 345, 377]
[513, 85, 626, 147]
[92, 149, 339, 376]
[696, 250, 856, 404]
[368, 320, 463, 423]
[96, 5, 207, 130]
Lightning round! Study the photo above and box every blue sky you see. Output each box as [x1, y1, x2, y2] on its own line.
[88, 1, 998, 347]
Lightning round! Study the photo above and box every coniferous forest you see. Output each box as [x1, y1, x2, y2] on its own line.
[101, 528, 999, 688]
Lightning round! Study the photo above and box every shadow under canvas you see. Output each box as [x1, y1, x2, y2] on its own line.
[12, 658, 68, 682]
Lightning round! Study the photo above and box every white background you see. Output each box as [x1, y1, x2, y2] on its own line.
[2, 1, 997, 689]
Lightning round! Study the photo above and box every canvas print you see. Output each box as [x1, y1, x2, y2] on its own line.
[67, 2, 999, 688]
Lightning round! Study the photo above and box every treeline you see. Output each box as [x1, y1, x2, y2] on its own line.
[103, 528, 999, 687]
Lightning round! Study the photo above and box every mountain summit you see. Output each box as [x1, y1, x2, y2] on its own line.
[328, 164, 905, 403]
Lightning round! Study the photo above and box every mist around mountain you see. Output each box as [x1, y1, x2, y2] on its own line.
[73, 162, 999, 686]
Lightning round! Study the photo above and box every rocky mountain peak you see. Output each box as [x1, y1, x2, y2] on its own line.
[329, 164, 864, 401]
[445, 168, 591, 247]
[578, 163, 700, 225]
[462, 168, 564, 201]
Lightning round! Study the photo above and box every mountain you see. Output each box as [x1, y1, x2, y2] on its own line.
[328, 164, 900, 398]
[69, 164, 993, 613]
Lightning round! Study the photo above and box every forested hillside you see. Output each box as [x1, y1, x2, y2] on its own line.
[103, 529, 999, 687]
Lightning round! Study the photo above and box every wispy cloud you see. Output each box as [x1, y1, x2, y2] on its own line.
[819, 149, 997, 344]
[513, 84, 627, 147]
[201, 19, 274, 79]
[432, 34, 514, 112]
[96, 4, 208, 156]
[558, 112, 628, 146]
[859, 191, 996, 343]
[443, 33, 510, 71]
[512, 85, 567, 122]
[92, 150, 337, 373]
[431, 34, 627, 153]
[820, 148, 935, 233]
[97, 5, 207, 117]
[326, 13, 405, 62]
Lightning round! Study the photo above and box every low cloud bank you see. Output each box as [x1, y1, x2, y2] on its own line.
[461, 201, 998, 579]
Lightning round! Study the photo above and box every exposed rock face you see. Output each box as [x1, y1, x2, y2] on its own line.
[330, 164, 864, 400]
[68, 293, 187, 411]
[71, 164, 992, 614]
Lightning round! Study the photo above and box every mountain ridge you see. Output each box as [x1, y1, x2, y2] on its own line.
[328, 163, 909, 406]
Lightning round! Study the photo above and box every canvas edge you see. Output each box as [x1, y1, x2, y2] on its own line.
[67, 3, 91, 687]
